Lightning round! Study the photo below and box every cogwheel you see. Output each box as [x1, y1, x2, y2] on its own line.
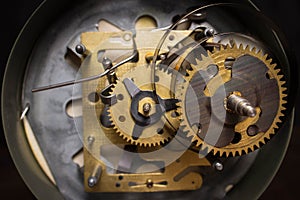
[176, 42, 287, 157]
[108, 65, 180, 147]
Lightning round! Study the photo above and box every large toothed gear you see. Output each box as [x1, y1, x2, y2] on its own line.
[108, 65, 180, 147]
[177, 42, 287, 157]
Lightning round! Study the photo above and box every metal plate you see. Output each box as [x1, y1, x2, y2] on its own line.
[2, 0, 296, 199]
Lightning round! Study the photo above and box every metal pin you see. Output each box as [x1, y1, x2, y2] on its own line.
[204, 28, 215, 37]
[146, 179, 154, 188]
[87, 165, 102, 188]
[31, 49, 138, 93]
[226, 94, 256, 117]
[75, 44, 86, 55]
[20, 103, 30, 120]
[213, 161, 223, 171]
[102, 57, 118, 84]
[87, 136, 95, 144]
[102, 57, 113, 70]
[143, 103, 151, 114]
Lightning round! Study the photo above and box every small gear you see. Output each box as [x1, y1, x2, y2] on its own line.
[108, 65, 180, 147]
[176, 42, 287, 156]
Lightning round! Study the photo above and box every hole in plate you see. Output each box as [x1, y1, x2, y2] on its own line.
[88, 92, 100, 103]
[72, 148, 84, 168]
[135, 15, 157, 29]
[65, 98, 82, 118]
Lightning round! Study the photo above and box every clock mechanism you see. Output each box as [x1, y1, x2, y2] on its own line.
[2, 1, 297, 199]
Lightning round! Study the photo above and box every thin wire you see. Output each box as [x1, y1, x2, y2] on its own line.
[32, 38, 137, 93]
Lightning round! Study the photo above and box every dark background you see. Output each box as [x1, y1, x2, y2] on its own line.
[0, 0, 299, 199]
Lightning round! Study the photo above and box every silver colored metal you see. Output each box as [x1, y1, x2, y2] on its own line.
[87, 165, 102, 188]
[123, 78, 141, 98]
[188, 12, 207, 21]
[75, 44, 86, 54]
[226, 94, 256, 117]
[31, 48, 138, 92]
[87, 136, 95, 144]
[20, 103, 30, 120]
[247, 125, 259, 136]
[102, 57, 113, 70]
[143, 103, 151, 114]
[204, 28, 215, 37]
[213, 161, 224, 171]
[87, 176, 97, 188]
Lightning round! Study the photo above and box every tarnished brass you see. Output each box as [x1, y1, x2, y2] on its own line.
[108, 65, 178, 147]
[81, 26, 210, 192]
[84, 149, 210, 192]
[177, 42, 287, 156]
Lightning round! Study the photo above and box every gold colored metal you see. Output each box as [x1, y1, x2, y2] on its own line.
[177, 43, 287, 156]
[23, 116, 56, 184]
[81, 27, 208, 192]
[84, 149, 210, 192]
[176, 54, 216, 139]
[108, 65, 178, 147]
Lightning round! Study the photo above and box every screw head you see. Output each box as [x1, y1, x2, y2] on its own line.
[75, 44, 85, 54]
[88, 176, 97, 187]
[143, 103, 151, 114]
[146, 179, 153, 188]
[214, 161, 223, 171]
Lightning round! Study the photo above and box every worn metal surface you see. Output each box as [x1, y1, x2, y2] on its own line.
[1, 0, 296, 200]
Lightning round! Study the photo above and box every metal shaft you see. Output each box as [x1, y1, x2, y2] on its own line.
[226, 94, 256, 117]
[87, 165, 102, 188]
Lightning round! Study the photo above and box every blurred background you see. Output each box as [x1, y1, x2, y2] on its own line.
[0, 0, 299, 199]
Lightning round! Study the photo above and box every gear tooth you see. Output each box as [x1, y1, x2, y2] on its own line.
[225, 151, 230, 157]
[263, 53, 268, 60]
[235, 150, 241, 157]
[259, 140, 266, 147]
[274, 69, 280, 74]
[271, 63, 277, 70]
[238, 43, 243, 50]
[225, 43, 231, 49]
[175, 101, 181, 107]
[245, 45, 250, 52]
[282, 87, 287, 91]
[207, 50, 213, 56]
[112, 126, 118, 131]
[278, 74, 284, 80]
[249, 146, 254, 152]
[219, 45, 225, 51]
[199, 144, 210, 153]
[251, 46, 257, 53]
[257, 49, 262, 56]
[282, 106, 287, 111]
[191, 136, 198, 144]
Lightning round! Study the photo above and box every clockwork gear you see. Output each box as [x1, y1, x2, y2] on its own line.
[177, 42, 287, 157]
[3, 0, 298, 198]
[108, 65, 180, 147]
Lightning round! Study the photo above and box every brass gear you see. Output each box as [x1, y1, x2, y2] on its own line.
[108, 65, 179, 147]
[177, 43, 287, 156]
